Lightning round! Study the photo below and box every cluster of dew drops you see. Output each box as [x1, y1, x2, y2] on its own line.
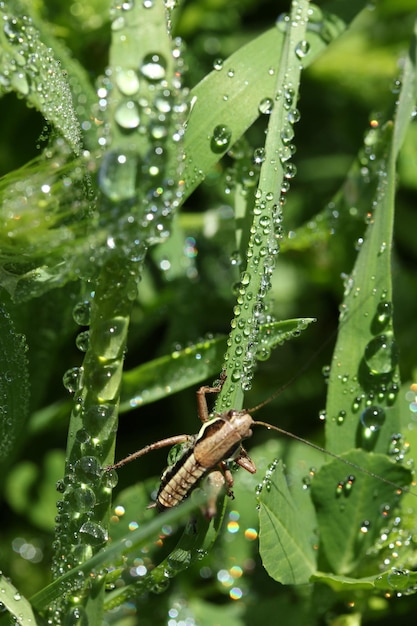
[206, 9, 323, 401]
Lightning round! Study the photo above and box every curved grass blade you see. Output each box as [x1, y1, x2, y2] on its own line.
[120, 319, 314, 411]
[0, 1, 82, 153]
[182, 1, 362, 199]
[30, 491, 205, 612]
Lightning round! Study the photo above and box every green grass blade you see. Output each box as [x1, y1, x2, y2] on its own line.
[0, 575, 38, 626]
[312, 22, 417, 581]
[120, 318, 314, 410]
[31, 492, 205, 611]
[0, 304, 29, 475]
[325, 25, 417, 456]
[0, 2, 82, 153]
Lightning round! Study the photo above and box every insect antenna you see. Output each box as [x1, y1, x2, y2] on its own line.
[252, 420, 416, 499]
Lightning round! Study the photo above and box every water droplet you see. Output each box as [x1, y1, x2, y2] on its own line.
[73, 301, 92, 326]
[336, 480, 344, 496]
[64, 606, 89, 626]
[75, 330, 90, 352]
[295, 40, 310, 59]
[114, 100, 140, 129]
[345, 475, 355, 492]
[360, 520, 371, 534]
[258, 98, 273, 114]
[74, 456, 101, 481]
[98, 150, 139, 201]
[79, 521, 108, 545]
[253, 147, 266, 165]
[336, 410, 346, 425]
[283, 162, 297, 179]
[63, 367, 83, 393]
[211, 124, 232, 153]
[213, 58, 223, 71]
[287, 108, 301, 124]
[375, 301, 393, 327]
[387, 568, 410, 590]
[391, 79, 402, 94]
[139, 52, 167, 82]
[364, 334, 398, 375]
[276, 13, 290, 33]
[280, 125, 295, 145]
[115, 68, 140, 95]
[71, 486, 96, 511]
[360, 405, 386, 432]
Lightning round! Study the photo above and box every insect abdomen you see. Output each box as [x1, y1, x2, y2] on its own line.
[156, 451, 206, 510]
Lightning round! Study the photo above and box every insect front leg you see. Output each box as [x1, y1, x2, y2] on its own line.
[196, 370, 227, 423]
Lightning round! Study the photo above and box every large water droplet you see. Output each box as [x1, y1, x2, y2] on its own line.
[74, 456, 101, 481]
[114, 100, 140, 129]
[211, 124, 232, 153]
[63, 367, 83, 393]
[73, 300, 92, 326]
[360, 405, 386, 432]
[115, 68, 140, 95]
[364, 334, 398, 375]
[79, 521, 108, 545]
[98, 150, 139, 201]
[374, 301, 393, 329]
[139, 52, 167, 82]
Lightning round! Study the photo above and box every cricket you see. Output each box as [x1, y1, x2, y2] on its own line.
[107, 372, 416, 518]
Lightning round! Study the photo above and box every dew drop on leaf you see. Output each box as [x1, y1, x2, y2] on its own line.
[139, 52, 167, 82]
[115, 68, 140, 95]
[114, 100, 140, 129]
[79, 521, 108, 545]
[211, 124, 232, 153]
[258, 97, 273, 115]
[364, 334, 398, 375]
[360, 405, 386, 432]
[294, 40, 310, 59]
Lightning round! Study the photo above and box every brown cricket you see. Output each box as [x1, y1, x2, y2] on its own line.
[107, 375, 414, 517]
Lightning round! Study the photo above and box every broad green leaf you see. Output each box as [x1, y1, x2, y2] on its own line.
[311, 450, 412, 576]
[257, 460, 317, 584]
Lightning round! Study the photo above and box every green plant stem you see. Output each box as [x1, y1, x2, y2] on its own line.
[51, 260, 139, 621]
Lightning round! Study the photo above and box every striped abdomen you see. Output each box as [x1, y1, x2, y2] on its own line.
[156, 450, 207, 510]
